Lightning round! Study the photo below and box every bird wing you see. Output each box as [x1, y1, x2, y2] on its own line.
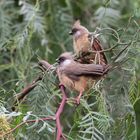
[92, 38, 107, 64]
[64, 63, 105, 78]
[88, 34, 107, 65]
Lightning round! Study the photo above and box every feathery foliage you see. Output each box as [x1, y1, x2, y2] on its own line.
[0, 0, 140, 139]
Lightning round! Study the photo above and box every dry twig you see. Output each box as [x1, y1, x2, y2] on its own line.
[6, 85, 67, 140]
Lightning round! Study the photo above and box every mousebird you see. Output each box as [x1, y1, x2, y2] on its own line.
[69, 20, 107, 65]
[56, 52, 108, 104]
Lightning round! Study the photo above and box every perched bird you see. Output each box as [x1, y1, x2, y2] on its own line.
[56, 52, 108, 104]
[69, 20, 107, 65]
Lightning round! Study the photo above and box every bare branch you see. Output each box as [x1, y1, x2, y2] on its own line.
[12, 75, 43, 111]
[55, 85, 67, 140]
[2, 116, 54, 137]
[7, 85, 67, 140]
[38, 60, 54, 71]
[12, 60, 54, 111]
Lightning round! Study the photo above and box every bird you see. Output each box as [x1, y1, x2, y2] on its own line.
[69, 20, 107, 65]
[56, 52, 108, 104]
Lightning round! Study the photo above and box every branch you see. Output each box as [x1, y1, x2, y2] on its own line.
[89, 41, 131, 54]
[12, 60, 54, 111]
[112, 42, 131, 62]
[2, 116, 54, 137]
[55, 85, 67, 140]
[12, 75, 43, 111]
[38, 60, 54, 71]
[9, 85, 67, 140]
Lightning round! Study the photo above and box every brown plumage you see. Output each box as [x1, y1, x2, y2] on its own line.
[56, 52, 108, 104]
[69, 20, 107, 65]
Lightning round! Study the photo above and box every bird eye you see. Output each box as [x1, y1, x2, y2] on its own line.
[72, 28, 78, 33]
[57, 57, 65, 63]
[69, 28, 78, 35]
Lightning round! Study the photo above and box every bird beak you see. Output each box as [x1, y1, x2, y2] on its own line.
[56, 58, 58, 62]
[69, 31, 73, 35]
[56, 58, 60, 63]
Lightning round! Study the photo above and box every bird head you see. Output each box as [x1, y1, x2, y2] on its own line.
[69, 20, 89, 38]
[56, 52, 74, 66]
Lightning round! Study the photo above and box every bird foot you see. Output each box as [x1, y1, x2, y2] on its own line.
[66, 97, 80, 105]
[75, 97, 80, 104]
[59, 83, 65, 89]
[71, 98, 81, 104]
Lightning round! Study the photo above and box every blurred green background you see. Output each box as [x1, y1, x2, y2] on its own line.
[0, 0, 140, 140]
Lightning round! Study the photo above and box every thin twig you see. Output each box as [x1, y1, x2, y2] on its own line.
[12, 75, 43, 111]
[112, 42, 132, 62]
[5, 85, 67, 140]
[2, 116, 54, 137]
[12, 60, 54, 111]
[89, 41, 131, 53]
[38, 60, 54, 71]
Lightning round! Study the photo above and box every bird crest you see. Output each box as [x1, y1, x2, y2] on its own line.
[72, 20, 81, 29]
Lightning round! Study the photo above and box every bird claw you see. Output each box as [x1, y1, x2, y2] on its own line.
[75, 97, 80, 104]
[66, 97, 80, 105]
[59, 83, 65, 89]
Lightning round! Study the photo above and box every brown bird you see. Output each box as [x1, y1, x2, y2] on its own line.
[56, 52, 108, 104]
[69, 20, 107, 65]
